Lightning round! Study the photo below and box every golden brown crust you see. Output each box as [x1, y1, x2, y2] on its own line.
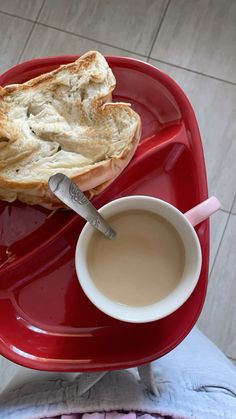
[3, 51, 103, 95]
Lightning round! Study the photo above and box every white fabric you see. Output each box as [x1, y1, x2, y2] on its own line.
[0, 328, 236, 419]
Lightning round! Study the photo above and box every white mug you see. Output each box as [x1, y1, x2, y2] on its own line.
[75, 196, 220, 323]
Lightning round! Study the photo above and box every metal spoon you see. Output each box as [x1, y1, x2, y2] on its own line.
[48, 173, 116, 240]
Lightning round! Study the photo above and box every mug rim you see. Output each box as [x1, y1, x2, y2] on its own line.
[75, 196, 202, 323]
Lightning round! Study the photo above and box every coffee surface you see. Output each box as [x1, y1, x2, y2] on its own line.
[87, 210, 185, 306]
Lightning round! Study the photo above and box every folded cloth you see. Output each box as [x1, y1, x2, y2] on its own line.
[0, 328, 236, 419]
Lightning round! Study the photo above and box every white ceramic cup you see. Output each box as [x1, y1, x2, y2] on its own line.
[75, 196, 220, 323]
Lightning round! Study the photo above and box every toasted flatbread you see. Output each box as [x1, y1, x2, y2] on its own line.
[0, 51, 141, 209]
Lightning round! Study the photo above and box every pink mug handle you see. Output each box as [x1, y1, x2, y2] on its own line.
[184, 196, 221, 227]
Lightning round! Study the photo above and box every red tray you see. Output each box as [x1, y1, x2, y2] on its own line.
[0, 56, 209, 371]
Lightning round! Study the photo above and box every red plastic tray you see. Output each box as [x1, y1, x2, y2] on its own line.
[0, 56, 209, 371]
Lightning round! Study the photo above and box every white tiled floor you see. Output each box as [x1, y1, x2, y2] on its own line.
[21, 24, 144, 61]
[0, 0, 44, 20]
[0, 13, 33, 73]
[232, 196, 236, 214]
[151, 0, 236, 83]
[198, 213, 236, 358]
[38, 0, 168, 55]
[207, 209, 229, 272]
[0, 0, 235, 362]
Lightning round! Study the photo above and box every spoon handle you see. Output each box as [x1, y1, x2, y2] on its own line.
[48, 173, 116, 240]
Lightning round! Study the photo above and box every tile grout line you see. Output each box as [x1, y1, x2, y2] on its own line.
[35, 1, 47, 22]
[209, 194, 236, 277]
[0, 10, 148, 60]
[229, 193, 236, 215]
[17, 25, 37, 63]
[219, 208, 231, 215]
[36, 0, 45, 22]
[28, 22, 149, 59]
[17, 0, 46, 63]
[147, 0, 171, 59]
[0, 9, 35, 23]
[209, 212, 231, 277]
[148, 57, 236, 87]
[229, 193, 236, 213]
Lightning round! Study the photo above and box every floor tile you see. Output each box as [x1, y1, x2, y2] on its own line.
[209, 210, 229, 273]
[198, 213, 236, 358]
[0, 0, 44, 20]
[149, 60, 236, 212]
[21, 24, 145, 62]
[151, 0, 236, 83]
[0, 13, 33, 74]
[232, 195, 236, 214]
[38, 0, 168, 55]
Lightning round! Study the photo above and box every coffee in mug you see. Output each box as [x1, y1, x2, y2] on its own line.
[87, 209, 185, 306]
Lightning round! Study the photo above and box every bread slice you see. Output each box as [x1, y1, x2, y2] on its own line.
[0, 51, 141, 209]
